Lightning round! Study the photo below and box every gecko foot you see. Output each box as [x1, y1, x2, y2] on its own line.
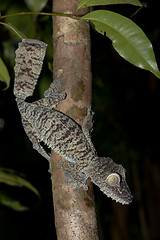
[60, 161, 89, 193]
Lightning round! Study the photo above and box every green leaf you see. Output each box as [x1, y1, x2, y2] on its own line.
[24, 0, 48, 12]
[0, 168, 39, 197]
[77, 0, 142, 10]
[0, 57, 10, 90]
[81, 10, 160, 78]
[0, 192, 29, 211]
[0, 22, 26, 39]
[5, 4, 36, 39]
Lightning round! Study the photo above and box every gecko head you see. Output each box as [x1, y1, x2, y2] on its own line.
[89, 157, 133, 204]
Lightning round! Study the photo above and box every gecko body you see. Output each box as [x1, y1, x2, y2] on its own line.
[14, 39, 133, 204]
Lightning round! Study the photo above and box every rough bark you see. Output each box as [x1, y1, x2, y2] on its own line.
[51, 0, 99, 239]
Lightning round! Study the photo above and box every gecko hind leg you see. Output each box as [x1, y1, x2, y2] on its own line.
[82, 106, 96, 153]
[44, 78, 65, 96]
[32, 78, 67, 109]
[32, 140, 53, 173]
[59, 161, 89, 193]
[32, 140, 51, 162]
[32, 92, 67, 109]
[22, 120, 51, 161]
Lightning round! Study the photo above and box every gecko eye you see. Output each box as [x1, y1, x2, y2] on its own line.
[106, 173, 121, 187]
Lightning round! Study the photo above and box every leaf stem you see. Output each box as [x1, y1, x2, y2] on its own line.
[0, 11, 79, 20]
[70, 8, 79, 17]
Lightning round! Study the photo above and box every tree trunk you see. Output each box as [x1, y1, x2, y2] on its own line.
[51, 1, 99, 239]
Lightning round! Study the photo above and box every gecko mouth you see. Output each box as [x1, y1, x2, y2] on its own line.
[100, 184, 133, 205]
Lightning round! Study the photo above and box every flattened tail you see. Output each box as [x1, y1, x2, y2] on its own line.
[14, 39, 47, 100]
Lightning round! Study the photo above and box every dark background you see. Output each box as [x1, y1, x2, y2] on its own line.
[0, 0, 159, 239]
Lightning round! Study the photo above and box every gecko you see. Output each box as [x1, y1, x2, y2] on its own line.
[14, 39, 133, 204]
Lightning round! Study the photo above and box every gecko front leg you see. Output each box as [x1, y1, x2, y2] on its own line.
[59, 161, 89, 193]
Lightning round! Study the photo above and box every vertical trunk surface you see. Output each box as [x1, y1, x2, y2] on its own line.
[51, 1, 99, 239]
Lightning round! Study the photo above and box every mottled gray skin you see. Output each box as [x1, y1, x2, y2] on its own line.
[14, 39, 133, 204]
[14, 39, 47, 100]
